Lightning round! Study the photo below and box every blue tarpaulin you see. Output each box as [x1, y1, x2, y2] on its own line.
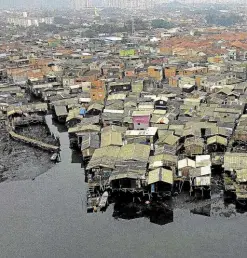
[151, 184, 155, 193]
[80, 108, 86, 116]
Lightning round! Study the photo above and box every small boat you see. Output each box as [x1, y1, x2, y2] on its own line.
[87, 196, 94, 213]
[50, 153, 59, 162]
[99, 191, 109, 210]
[87, 192, 100, 213]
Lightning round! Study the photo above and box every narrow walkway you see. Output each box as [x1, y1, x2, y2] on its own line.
[9, 130, 60, 152]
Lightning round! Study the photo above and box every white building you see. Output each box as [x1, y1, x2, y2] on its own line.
[105, 0, 155, 9]
[71, 0, 89, 10]
[7, 16, 54, 28]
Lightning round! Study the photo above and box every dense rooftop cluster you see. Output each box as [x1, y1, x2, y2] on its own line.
[2, 16, 247, 211]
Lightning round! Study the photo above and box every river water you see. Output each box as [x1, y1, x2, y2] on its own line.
[0, 115, 247, 258]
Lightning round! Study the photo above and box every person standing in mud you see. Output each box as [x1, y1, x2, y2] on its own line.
[231, 170, 237, 181]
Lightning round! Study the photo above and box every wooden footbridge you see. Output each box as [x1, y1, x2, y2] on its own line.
[9, 130, 60, 153]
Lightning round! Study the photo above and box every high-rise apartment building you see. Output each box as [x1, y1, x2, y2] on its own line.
[7, 16, 54, 28]
[70, 0, 162, 10]
[105, 0, 155, 10]
[71, 0, 89, 10]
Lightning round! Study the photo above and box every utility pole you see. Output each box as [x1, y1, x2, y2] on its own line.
[132, 17, 135, 35]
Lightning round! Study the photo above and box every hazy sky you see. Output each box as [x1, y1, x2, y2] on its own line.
[0, 0, 69, 9]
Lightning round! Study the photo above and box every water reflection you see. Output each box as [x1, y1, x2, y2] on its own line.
[71, 150, 82, 164]
[45, 115, 66, 137]
[147, 206, 173, 226]
[113, 202, 143, 220]
[191, 204, 211, 217]
[113, 201, 174, 226]
[52, 121, 68, 133]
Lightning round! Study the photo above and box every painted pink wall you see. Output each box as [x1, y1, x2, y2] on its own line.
[132, 116, 150, 124]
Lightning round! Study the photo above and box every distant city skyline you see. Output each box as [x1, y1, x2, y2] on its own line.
[1, 0, 159, 9]
[1, 0, 247, 10]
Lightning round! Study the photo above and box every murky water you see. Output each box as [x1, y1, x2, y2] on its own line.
[0, 115, 247, 258]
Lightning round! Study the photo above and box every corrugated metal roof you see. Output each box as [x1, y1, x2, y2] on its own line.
[178, 158, 196, 170]
[109, 167, 146, 181]
[196, 155, 211, 168]
[66, 108, 81, 122]
[68, 124, 100, 134]
[107, 93, 126, 101]
[153, 109, 167, 115]
[169, 124, 184, 131]
[82, 148, 95, 158]
[87, 146, 121, 170]
[132, 110, 152, 116]
[7, 108, 22, 117]
[7, 103, 48, 116]
[81, 134, 100, 151]
[190, 166, 211, 177]
[214, 107, 242, 114]
[124, 100, 137, 108]
[195, 176, 211, 186]
[51, 97, 78, 107]
[54, 105, 68, 117]
[149, 153, 177, 169]
[150, 115, 169, 124]
[236, 169, 247, 183]
[101, 131, 122, 148]
[125, 127, 158, 137]
[184, 137, 204, 148]
[185, 121, 217, 129]
[163, 134, 180, 146]
[207, 135, 227, 146]
[182, 127, 201, 137]
[87, 103, 104, 112]
[118, 143, 150, 162]
[101, 125, 127, 134]
[224, 153, 247, 170]
[148, 168, 173, 185]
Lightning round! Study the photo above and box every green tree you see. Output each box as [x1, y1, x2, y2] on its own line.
[206, 13, 243, 27]
[151, 19, 174, 29]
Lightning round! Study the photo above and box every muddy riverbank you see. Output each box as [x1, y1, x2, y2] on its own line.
[0, 119, 56, 182]
[15, 124, 60, 146]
